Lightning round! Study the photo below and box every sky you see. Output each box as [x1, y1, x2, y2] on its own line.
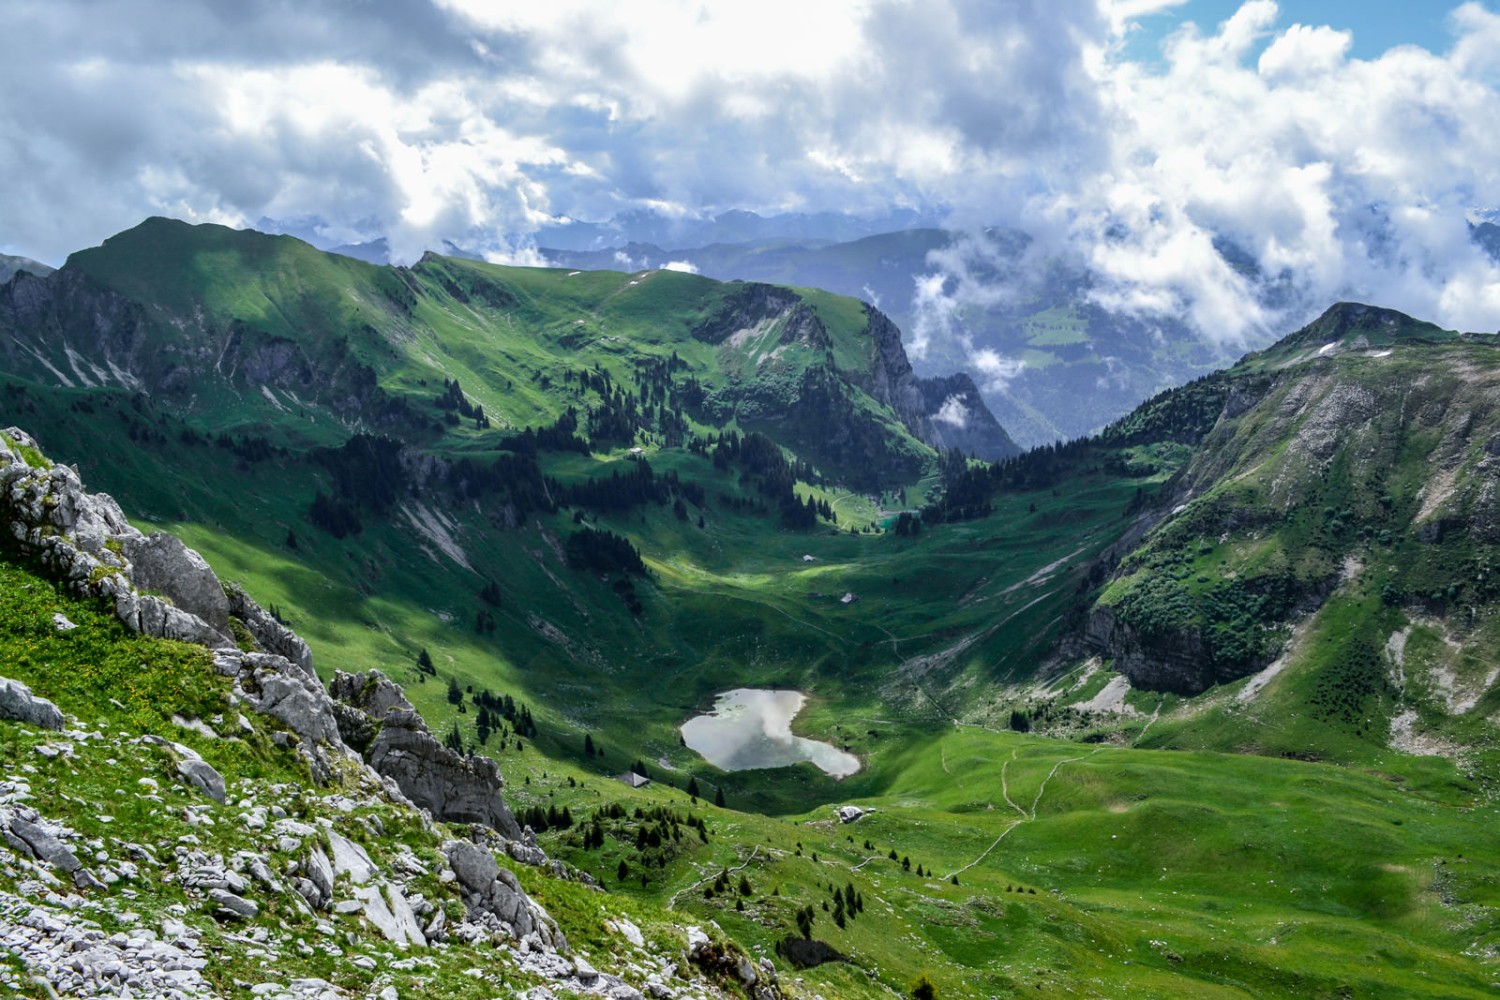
[4, 0, 1500, 351]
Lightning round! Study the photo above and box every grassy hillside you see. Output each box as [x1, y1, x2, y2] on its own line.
[3, 534, 1496, 999]
[1071, 305, 1500, 771]
[3, 235, 1500, 995]
[544, 228, 1241, 446]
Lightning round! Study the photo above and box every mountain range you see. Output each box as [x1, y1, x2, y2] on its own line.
[0, 219, 1498, 997]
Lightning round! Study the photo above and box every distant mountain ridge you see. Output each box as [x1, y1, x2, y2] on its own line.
[542, 228, 1237, 449]
[0, 252, 52, 284]
[0, 217, 1016, 476]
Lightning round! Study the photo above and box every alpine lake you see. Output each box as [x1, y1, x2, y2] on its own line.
[679, 688, 861, 779]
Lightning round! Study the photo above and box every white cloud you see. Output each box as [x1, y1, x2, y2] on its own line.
[661, 260, 698, 274]
[970, 350, 1028, 391]
[933, 394, 971, 429]
[2, 0, 1500, 351]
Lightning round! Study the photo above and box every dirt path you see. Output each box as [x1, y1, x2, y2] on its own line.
[668, 845, 765, 910]
[943, 745, 1108, 880]
[999, 749, 1027, 819]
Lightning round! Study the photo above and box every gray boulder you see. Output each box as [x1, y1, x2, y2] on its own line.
[209, 888, 259, 920]
[329, 670, 413, 719]
[445, 839, 498, 894]
[0, 676, 65, 731]
[226, 586, 315, 679]
[140, 736, 228, 803]
[176, 758, 226, 804]
[9, 817, 81, 874]
[121, 532, 231, 633]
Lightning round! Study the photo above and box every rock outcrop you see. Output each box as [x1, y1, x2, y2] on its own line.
[0, 427, 524, 836]
[330, 670, 522, 837]
[444, 839, 564, 950]
[0, 423, 814, 1000]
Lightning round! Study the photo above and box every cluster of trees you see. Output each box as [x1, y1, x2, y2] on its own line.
[564, 527, 647, 576]
[891, 511, 923, 536]
[517, 803, 574, 833]
[474, 608, 498, 634]
[823, 880, 864, 929]
[498, 408, 589, 456]
[702, 867, 752, 900]
[574, 802, 711, 876]
[307, 434, 406, 533]
[700, 430, 833, 530]
[186, 431, 280, 463]
[473, 687, 536, 738]
[308, 491, 362, 538]
[434, 377, 490, 429]
[1310, 633, 1391, 736]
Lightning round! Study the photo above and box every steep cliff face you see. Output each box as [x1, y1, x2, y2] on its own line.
[0, 253, 51, 284]
[913, 371, 1018, 460]
[0, 264, 416, 435]
[860, 306, 1019, 461]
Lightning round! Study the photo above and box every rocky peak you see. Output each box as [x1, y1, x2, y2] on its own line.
[690, 282, 822, 346]
[862, 305, 1020, 461]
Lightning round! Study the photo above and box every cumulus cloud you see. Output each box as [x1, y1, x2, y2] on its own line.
[661, 260, 699, 274]
[1050, 1, 1500, 343]
[2, 0, 1500, 353]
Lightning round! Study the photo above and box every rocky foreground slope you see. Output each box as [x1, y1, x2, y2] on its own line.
[0, 426, 780, 999]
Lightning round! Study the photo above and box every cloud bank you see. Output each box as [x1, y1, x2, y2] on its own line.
[3, 0, 1500, 352]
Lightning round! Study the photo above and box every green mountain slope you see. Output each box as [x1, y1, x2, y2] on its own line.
[3, 219, 1500, 994]
[2, 428, 1497, 999]
[1065, 304, 1500, 764]
[544, 228, 1239, 447]
[1, 217, 1015, 472]
[0, 219, 1042, 808]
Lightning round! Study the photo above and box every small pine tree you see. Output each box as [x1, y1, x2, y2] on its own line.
[617, 859, 629, 882]
[911, 975, 938, 1000]
[446, 676, 462, 705]
[714, 786, 725, 808]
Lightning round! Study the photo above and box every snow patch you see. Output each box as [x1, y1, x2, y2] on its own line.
[260, 385, 288, 412]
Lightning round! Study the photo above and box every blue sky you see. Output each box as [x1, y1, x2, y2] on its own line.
[1123, 1, 1453, 62]
[4, 0, 1500, 351]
